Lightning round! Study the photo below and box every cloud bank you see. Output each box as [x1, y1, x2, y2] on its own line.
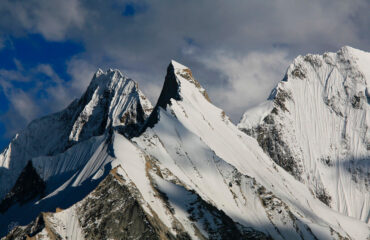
[0, 0, 369, 146]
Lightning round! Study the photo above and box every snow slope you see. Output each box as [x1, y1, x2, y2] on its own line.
[2, 57, 369, 239]
[0, 69, 153, 236]
[0, 68, 152, 200]
[238, 46, 370, 223]
[129, 61, 368, 239]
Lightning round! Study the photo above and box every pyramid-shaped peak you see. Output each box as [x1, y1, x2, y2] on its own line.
[161, 60, 210, 104]
[75, 67, 152, 135]
[142, 59, 212, 130]
[170, 60, 189, 70]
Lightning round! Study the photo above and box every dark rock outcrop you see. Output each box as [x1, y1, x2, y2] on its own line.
[0, 161, 45, 213]
[77, 172, 176, 240]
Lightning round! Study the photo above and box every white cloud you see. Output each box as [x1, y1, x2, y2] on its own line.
[0, 0, 369, 139]
[0, 62, 75, 136]
[0, 0, 86, 41]
[36, 61, 97, 111]
[199, 50, 291, 121]
[8, 90, 40, 122]
[67, 58, 96, 95]
[33, 0, 85, 40]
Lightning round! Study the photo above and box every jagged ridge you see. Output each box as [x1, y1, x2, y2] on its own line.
[0, 69, 153, 237]
[0, 68, 152, 200]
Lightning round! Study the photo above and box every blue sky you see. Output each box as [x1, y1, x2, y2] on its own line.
[0, 34, 84, 149]
[0, 0, 369, 150]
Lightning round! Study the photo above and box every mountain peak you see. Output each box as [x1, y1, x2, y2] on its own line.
[169, 60, 211, 102]
[143, 60, 212, 130]
[170, 59, 188, 70]
[168, 60, 194, 83]
[156, 60, 211, 108]
[70, 68, 152, 141]
[238, 47, 370, 223]
[89, 68, 128, 91]
[0, 68, 153, 201]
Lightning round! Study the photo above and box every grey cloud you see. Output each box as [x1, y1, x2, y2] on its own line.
[64, 0, 370, 113]
[0, 91, 41, 138]
[67, 58, 97, 94]
[0, 0, 369, 141]
[0, 0, 85, 40]
[198, 50, 291, 121]
[0, 63, 75, 137]
[7, 90, 40, 122]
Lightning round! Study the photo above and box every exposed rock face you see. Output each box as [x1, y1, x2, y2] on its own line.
[4, 213, 50, 240]
[77, 172, 176, 240]
[168, 185, 271, 240]
[241, 116, 303, 181]
[0, 161, 45, 213]
[4, 171, 176, 240]
[4, 169, 270, 240]
[150, 167, 269, 240]
[238, 46, 370, 222]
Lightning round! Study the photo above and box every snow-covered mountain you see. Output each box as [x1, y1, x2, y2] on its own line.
[1, 54, 369, 239]
[238, 46, 370, 224]
[0, 69, 152, 237]
[0, 68, 152, 199]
